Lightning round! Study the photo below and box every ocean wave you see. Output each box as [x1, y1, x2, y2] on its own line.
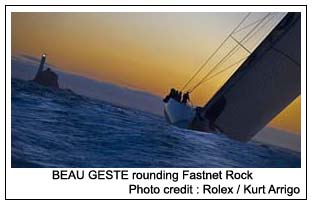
[11, 79, 300, 168]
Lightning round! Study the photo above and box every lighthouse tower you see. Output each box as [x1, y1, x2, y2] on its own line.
[35, 53, 47, 78]
[33, 53, 59, 88]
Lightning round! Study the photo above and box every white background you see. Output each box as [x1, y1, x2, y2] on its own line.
[1, 0, 310, 209]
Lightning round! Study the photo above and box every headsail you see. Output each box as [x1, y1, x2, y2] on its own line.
[198, 12, 301, 141]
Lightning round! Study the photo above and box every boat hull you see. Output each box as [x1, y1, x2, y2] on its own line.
[164, 99, 196, 128]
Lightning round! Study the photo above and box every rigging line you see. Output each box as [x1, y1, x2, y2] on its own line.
[209, 13, 276, 77]
[188, 12, 271, 93]
[188, 13, 271, 93]
[232, 14, 273, 35]
[230, 35, 251, 54]
[183, 13, 274, 92]
[219, 14, 277, 67]
[236, 14, 277, 51]
[180, 12, 251, 91]
[195, 14, 279, 90]
[204, 56, 249, 82]
[193, 58, 249, 103]
[202, 15, 277, 82]
[196, 14, 278, 89]
[211, 14, 277, 75]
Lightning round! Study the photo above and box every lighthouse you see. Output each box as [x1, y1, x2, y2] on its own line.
[33, 53, 59, 88]
[35, 53, 47, 78]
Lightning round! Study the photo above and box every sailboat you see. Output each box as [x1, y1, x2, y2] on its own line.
[164, 12, 301, 142]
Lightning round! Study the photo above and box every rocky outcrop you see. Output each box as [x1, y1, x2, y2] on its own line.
[33, 68, 59, 88]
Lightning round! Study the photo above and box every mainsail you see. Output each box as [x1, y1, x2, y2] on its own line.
[198, 12, 301, 141]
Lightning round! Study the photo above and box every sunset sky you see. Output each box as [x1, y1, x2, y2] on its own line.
[11, 12, 301, 134]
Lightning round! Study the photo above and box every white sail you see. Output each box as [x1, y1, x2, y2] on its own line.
[198, 12, 301, 141]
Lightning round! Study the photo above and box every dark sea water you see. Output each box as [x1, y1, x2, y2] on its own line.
[11, 78, 300, 168]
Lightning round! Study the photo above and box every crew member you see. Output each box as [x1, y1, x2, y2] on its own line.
[163, 88, 176, 103]
[177, 91, 182, 102]
[182, 92, 190, 104]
